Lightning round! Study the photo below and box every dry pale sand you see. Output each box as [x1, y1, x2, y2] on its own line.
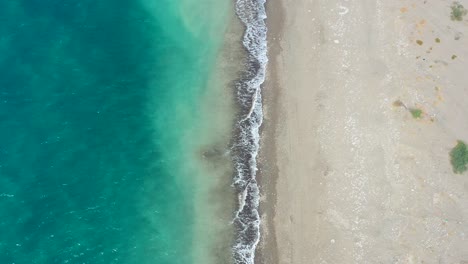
[263, 0, 468, 263]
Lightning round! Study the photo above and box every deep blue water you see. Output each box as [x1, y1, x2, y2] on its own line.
[0, 1, 223, 263]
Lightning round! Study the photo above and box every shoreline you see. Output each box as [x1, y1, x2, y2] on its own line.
[231, 0, 269, 263]
[262, 0, 468, 263]
[255, 0, 284, 263]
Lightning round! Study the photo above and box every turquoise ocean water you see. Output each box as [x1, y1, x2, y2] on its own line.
[0, 1, 232, 263]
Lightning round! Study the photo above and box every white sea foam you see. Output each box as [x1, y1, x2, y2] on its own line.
[232, 0, 268, 263]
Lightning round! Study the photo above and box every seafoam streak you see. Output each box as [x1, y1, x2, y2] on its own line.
[232, 0, 268, 263]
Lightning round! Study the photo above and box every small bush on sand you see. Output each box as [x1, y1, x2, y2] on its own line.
[409, 108, 423, 119]
[451, 2, 467, 21]
[393, 100, 404, 107]
[450, 140, 468, 173]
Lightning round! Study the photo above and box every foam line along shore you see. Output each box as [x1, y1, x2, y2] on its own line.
[231, 0, 268, 263]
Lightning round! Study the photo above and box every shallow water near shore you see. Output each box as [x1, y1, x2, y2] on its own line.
[0, 1, 235, 263]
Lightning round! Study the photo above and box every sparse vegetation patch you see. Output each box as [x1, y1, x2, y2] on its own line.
[409, 108, 423, 119]
[393, 100, 405, 107]
[450, 140, 468, 174]
[451, 2, 467, 21]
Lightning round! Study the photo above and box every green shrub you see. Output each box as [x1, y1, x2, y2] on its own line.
[409, 108, 422, 119]
[450, 140, 468, 174]
[451, 2, 467, 21]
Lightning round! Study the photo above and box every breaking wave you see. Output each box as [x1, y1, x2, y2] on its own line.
[232, 0, 268, 263]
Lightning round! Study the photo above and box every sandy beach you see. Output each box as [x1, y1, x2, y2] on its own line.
[261, 0, 468, 263]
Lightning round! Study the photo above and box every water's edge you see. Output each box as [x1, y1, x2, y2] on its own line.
[232, 0, 268, 263]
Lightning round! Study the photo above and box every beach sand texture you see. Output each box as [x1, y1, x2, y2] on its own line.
[264, 0, 468, 263]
